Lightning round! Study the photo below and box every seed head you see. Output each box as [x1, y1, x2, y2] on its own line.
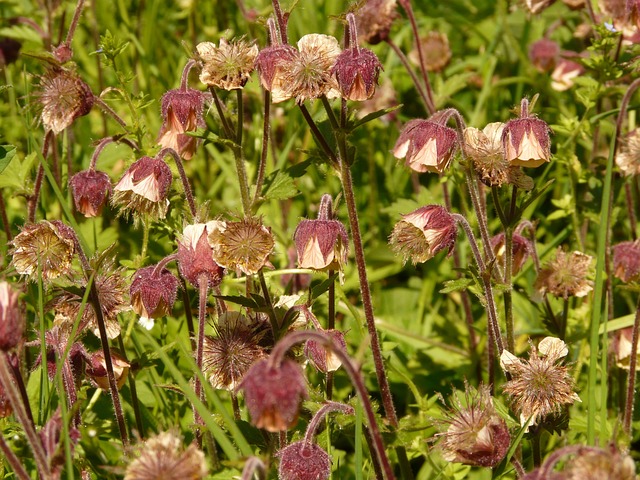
[130, 264, 180, 328]
[491, 232, 531, 274]
[125, 431, 208, 480]
[437, 384, 511, 468]
[408, 32, 452, 73]
[551, 58, 584, 92]
[353, 0, 399, 45]
[10, 220, 76, 282]
[389, 205, 457, 264]
[36, 68, 94, 134]
[502, 114, 552, 168]
[202, 312, 266, 390]
[393, 118, 458, 173]
[529, 39, 560, 73]
[208, 218, 275, 275]
[85, 350, 130, 390]
[197, 38, 259, 90]
[535, 248, 593, 299]
[238, 358, 308, 432]
[304, 329, 347, 373]
[255, 44, 299, 103]
[277, 441, 331, 480]
[112, 156, 173, 221]
[332, 47, 382, 101]
[177, 222, 225, 288]
[464, 122, 512, 187]
[0, 281, 24, 351]
[613, 240, 640, 283]
[157, 88, 206, 160]
[616, 129, 640, 177]
[501, 337, 580, 427]
[564, 445, 636, 480]
[69, 169, 112, 217]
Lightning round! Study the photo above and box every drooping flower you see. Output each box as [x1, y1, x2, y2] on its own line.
[125, 431, 207, 480]
[238, 358, 308, 432]
[408, 32, 452, 73]
[85, 350, 130, 390]
[197, 38, 259, 90]
[177, 222, 225, 288]
[36, 68, 94, 134]
[616, 129, 640, 176]
[10, 221, 77, 282]
[502, 100, 552, 168]
[255, 44, 299, 103]
[207, 218, 275, 275]
[277, 441, 331, 480]
[613, 327, 640, 370]
[437, 384, 511, 467]
[294, 216, 349, 275]
[393, 113, 458, 173]
[0, 281, 23, 351]
[157, 88, 206, 160]
[551, 58, 584, 92]
[130, 264, 180, 329]
[69, 169, 112, 217]
[304, 329, 347, 373]
[501, 337, 580, 427]
[613, 240, 640, 282]
[389, 205, 458, 264]
[332, 46, 382, 101]
[535, 248, 593, 299]
[491, 232, 531, 274]
[112, 156, 173, 221]
[529, 38, 560, 73]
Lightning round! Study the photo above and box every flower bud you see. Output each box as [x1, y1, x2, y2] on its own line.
[85, 350, 130, 390]
[10, 220, 76, 282]
[238, 358, 308, 432]
[157, 88, 206, 160]
[393, 118, 458, 173]
[491, 233, 531, 274]
[177, 222, 225, 288]
[0, 282, 23, 351]
[528, 38, 560, 72]
[389, 205, 457, 264]
[112, 156, 173, 220]
[304, 329, 347, 373]
[69, 169, 112, 217]
[197, 38, 258, 90]
[277, 441, 331, 480]
[613, 240, 640, 283]
[502, 111, 552, 168]
[37, 68, 94, 134]
[332, 47, 382, 101]
[130, 264, 180, 329]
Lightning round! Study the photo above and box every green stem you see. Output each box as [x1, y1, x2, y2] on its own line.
[252, 89, 271, 210]
[234, 89, 251, 216]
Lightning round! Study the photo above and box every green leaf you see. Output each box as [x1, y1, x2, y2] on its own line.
[214, 294, 261, 309]
[439, 277, 474, 294]
[349, 105, 403, 130]
[0, 145, 17, 174]
[261, 169, 299, 201]
[0, 151, 37, 190]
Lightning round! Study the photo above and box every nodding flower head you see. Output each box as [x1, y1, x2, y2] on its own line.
[332, 47, 382, 101]
[528, 38, 560, 73]
[613, 240, 640, 283]
[69, 169, 112, 218]
[277, 441, 331, 480]
[10, 220, 77, 282]
[36, 68, 94, 134]
[130, 264, 180, 329]
[177, 222, 225, 289]
[197, 38, 259, 90]
[238, 358, 308, 432]
[85, 350, 130, 390]
[502, 102, 552, 168]
[389, 205, 458, 264]
[491, 232, 531, 274]
[393, 117, 458, 173]
[255, 44, 299, 103]
[304, 329, 347, 373]
[112, 156, 173, 221]
[294, 219, 349, 275]
[157, 88, 206, 160]
[0, 281, 24, 351]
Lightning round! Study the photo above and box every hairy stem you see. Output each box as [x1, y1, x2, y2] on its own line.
[623, 296, 640, 436]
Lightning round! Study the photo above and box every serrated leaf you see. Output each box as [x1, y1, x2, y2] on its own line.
[439, 277, 474, 293]
[0, 151, 37, 190]
[262, 169, 298, 201]
[0, 145, 16, 174]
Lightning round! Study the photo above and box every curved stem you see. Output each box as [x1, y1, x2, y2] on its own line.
[270, 331, 395, 480]
[297, 104, 339, 166]
[158, 147, 197, 218]
[240, 457, 267, 480]
[252, 89, 271, 209]
[302, 401, 354, 445]
[62, 0, 85, 47]
[151, 253, 179, 277]
[28, 131, 53, 223]
[180, 59, 197, 91]
[208, 88, 233, 139]
[385, 39, 428, 110]
[89, 136, 138, 171]
[93, 96, 128, 129]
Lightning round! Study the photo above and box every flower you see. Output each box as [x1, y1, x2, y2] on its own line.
[177, 222, 225, 288]
[207, 218, 275, 275]
[202, 312, 266, 390]
[125, 431, 207, 480]
[564, 445, 636, 480]
[613, 327, 640, 370]
[40, 409, 81, 478]
[85, 350, 130, 390]
[491, 232, 531, 274]
[197, 38, 259, 90]
[353, 0, 398, 45]
[10, 221, 76, 282]
[502, 109, 552, 168]
[535, 248, 593, 299]
[0, 281, 23, 351]
[389, 205, 458, 264]
[332, 46, 382, 101]
[255, 44, 299, 103]
[408, 32, 452, 73]
[550, 58, 584, 92]
[463, 122, 511, 187]
[613, 240, 640, 282]
[238, 358, 308, 432]
[277, 441, 331, 480]
[304, 329, 347, 373]
[524, 0, 556, 14]
[112, 156, 173, 220]
[393, 117, 458, 173]
[294, 219, 349, 274]
[69, 169, 112, 217]
[130, 264, 180, 329]
[501, 337, 580, 427]
[529, 38, 560, 72]
[616, 129, 640, 176]
[157, 88, 206, 160]
[36, 68, 94, 134]
[437, 384, 510, 467]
